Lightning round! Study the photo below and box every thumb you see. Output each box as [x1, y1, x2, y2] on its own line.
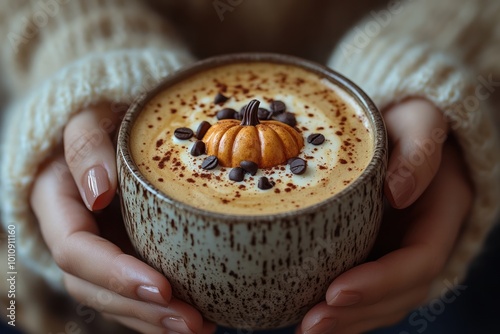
[64, 104, 120, 211]
[383, 98, 448, 209]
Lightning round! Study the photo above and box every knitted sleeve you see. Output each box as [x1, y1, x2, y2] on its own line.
[0, 0, 194, 289]
[328, 0, 500, 296]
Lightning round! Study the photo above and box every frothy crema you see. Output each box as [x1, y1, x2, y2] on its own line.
[130, 62, 373, 215]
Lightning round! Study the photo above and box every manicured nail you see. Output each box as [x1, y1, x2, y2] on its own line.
[162, 316, 195, 334]
[387, 171, 415, 208]
[83, 166, 110, 210]
[136, 285, 167, 305]
[304, 317, 337, 334]
[328, 290, 361, 306]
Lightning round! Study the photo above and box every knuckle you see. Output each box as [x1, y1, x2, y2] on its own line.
[51, 242, 73, 274]
[107, 254, 132, 293]
[64, 128, 104, 168]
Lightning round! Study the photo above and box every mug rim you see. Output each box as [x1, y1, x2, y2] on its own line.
[117, 52, 387, 222]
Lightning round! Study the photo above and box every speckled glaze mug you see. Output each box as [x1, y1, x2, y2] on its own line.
[117, 53, 388, 329]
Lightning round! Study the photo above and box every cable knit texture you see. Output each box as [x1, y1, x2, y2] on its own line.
[0, 0, 194, 292]
[328, 0, 500, 297]
[0, 0, 499, 333]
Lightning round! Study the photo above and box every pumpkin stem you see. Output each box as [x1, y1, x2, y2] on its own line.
[241, 99, 260, 126]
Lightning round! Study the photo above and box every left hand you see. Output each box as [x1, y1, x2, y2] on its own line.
[31, 105, 216, 334]
[296, 99, 473, 334]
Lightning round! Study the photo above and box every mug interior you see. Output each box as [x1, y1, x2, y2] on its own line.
[117, 53, 387, 222]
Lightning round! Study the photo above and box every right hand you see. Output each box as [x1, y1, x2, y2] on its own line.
[31, 104, 216, 334]
[295, 99, 472, 334]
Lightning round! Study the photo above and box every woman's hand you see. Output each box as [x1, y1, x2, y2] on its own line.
[31, 105, 216, 334]
[296, 99, 473, 334]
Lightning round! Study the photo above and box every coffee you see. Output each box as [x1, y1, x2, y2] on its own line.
[130, 62, 373, 215]
[119, 54, 387, 329]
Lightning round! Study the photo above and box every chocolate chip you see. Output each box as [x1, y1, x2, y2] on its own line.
[240, 160, 258, 175]
[190, 140, 205, 156]
[174, 127, 194, 140]
[217, 108, 237, 120]
[235, 106, 246, 120]
[257, 108, 271, 120]
[274, 112, 297, 127]
[258, 177, 274, 190]
[196, 121, 211, 139]
[214, 92, 229, 105]
[201, 155, 218, 170]
[229, 167, 245, 182]
[289, 158, 307, 175]
[307, 133, 325, 145]
[270, 100, 286, 114]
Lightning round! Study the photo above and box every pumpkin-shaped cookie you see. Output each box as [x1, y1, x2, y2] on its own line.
[202, 100, 304, 168]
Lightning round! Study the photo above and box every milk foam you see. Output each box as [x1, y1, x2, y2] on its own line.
[130, 62, 373, 215]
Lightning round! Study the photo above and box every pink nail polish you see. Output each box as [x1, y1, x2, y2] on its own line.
[328, 290, 361, 306]
[136, 285, 167, 305]
[83, 166, 110, 210]
[162, 316, 195, 334]
[304, 317, 337, 334]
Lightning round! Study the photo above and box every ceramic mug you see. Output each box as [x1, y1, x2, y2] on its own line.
[117, 53, 387, 329]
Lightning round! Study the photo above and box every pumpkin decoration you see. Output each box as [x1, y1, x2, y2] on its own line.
[202, 99, 304, 168]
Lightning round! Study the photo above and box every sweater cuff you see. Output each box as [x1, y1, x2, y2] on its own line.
[0, 49, 194, 289]
[328, 36, 500, 297]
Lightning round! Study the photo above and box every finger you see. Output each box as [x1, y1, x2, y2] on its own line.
[103, 313, 166, 334]
[64, 104, 120, 211]
[342, 310, 409, 334]
[200, 322, 217, 334]
[383, 98, 448, 208]
[105, 316, 159, 334]
[31, 156, 173, 307]
[326, 141, 471, 307]
[109, 315, 216, 334]
[106, 313, 216, 334]
[64, 273, 203, 334]
[299, 310, 409, 334]
[298, 285, 428, 334]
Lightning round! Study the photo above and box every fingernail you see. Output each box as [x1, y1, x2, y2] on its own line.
[327, 290, 362, 306]
[83, 166, 110, 210]
[304, 317, 337, 334]
[387, 171, 415, 208]
[162, 316, 195, 334]
[137, 285, 168, 305]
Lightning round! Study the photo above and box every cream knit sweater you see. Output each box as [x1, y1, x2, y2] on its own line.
[0, 0, 499, 333]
